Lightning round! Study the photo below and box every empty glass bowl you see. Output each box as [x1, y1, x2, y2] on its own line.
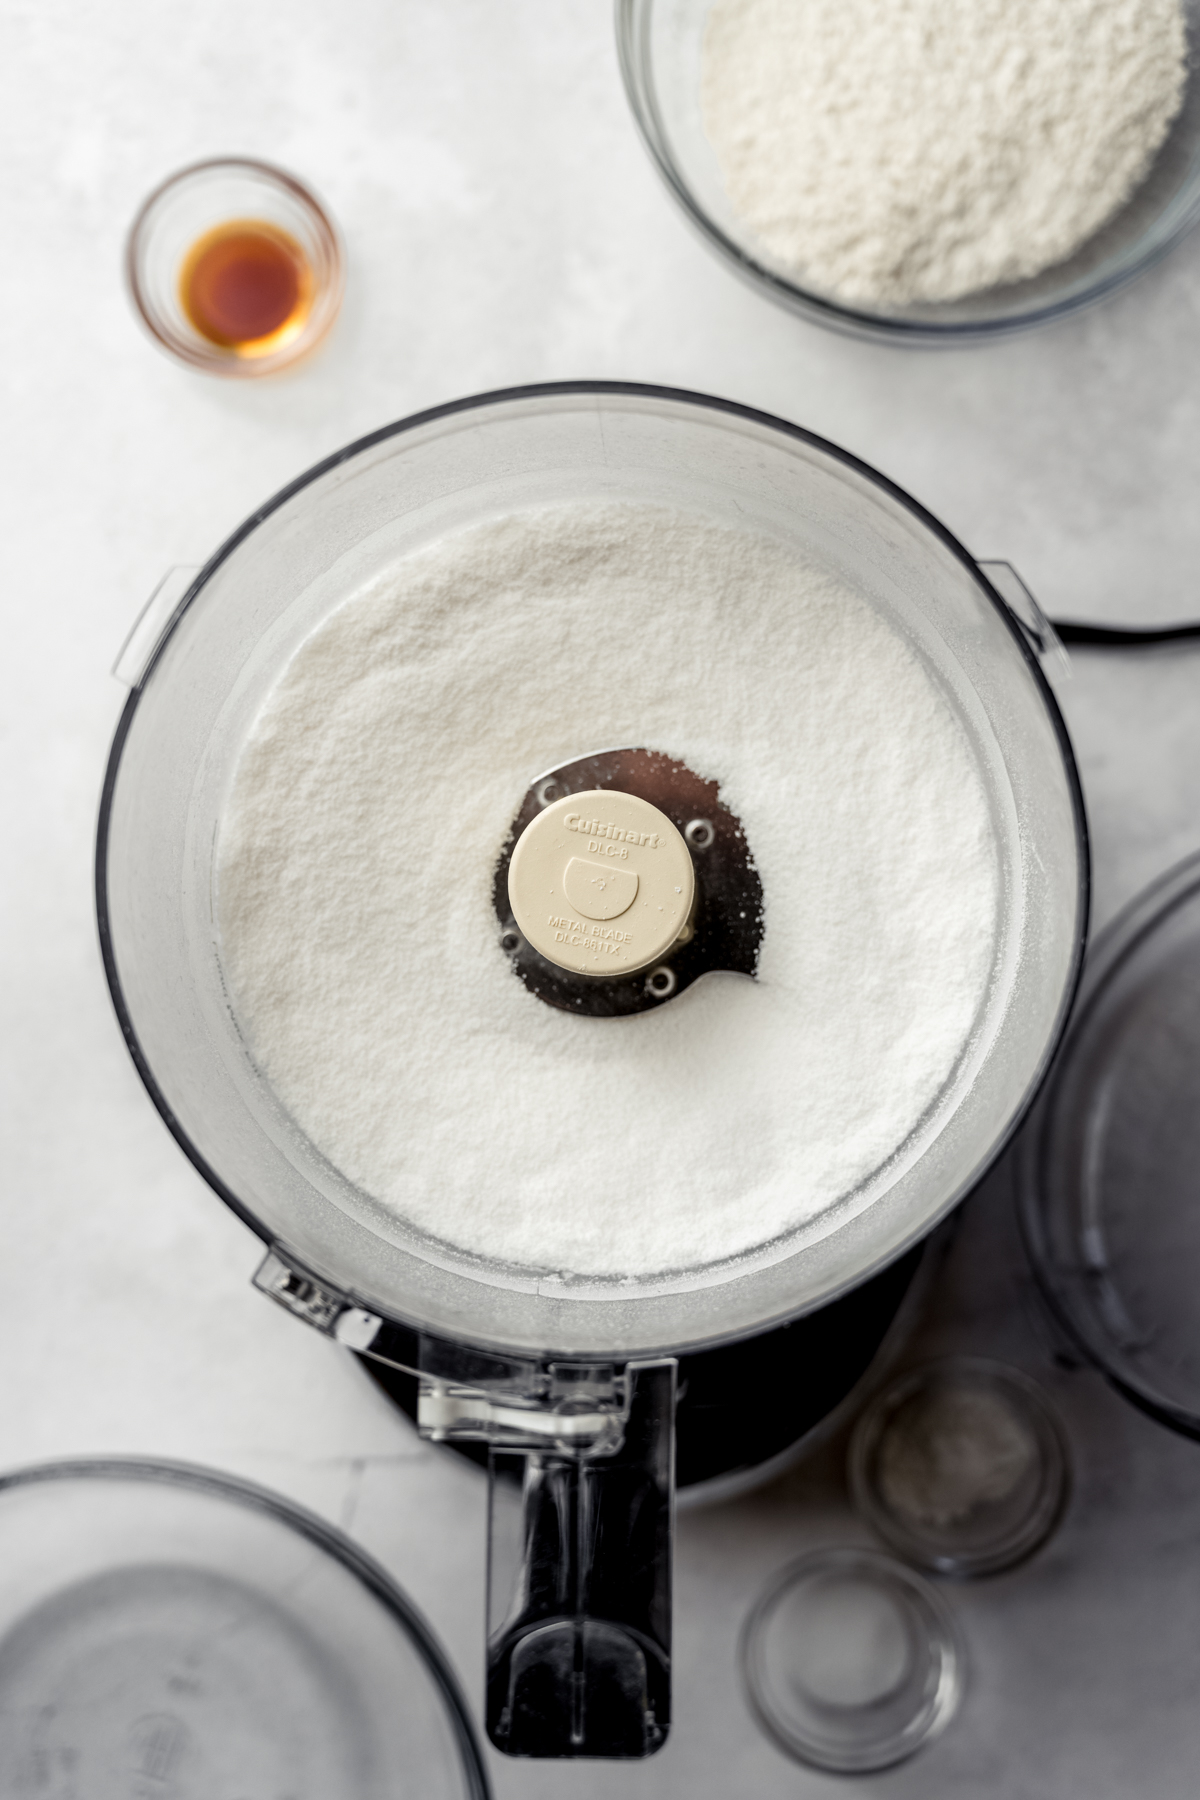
[849, 1359, 1070, 1576]
[616, 0, 1200, 342]
[0, 1459, 488, 1800]
[1020, 851, 1200, 1440]
[126, 158, 344, 376]
[742, 1548, 963, 1772]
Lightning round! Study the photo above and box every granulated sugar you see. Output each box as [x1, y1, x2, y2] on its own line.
[700, 0, 1187, 306]
[216, 504, 999, 1278]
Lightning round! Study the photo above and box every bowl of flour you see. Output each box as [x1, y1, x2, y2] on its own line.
[98, 385, 1086, 1357]
[617, 0, 1200, 339]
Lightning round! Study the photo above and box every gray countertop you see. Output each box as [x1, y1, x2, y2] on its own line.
[3, 3, 1200, 1794]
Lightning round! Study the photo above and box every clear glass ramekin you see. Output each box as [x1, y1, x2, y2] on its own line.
[615, 0, 1200, 344]
[741, 1548, 964, 1772]
[849, 1358, 1070, 1576]
[126, 157, 344, 377]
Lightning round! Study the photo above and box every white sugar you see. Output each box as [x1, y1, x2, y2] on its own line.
[700, 0, 1186, 307]
[216, 505, 999, 1277]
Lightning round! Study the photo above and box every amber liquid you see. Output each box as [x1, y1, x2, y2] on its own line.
[179, 218, 314, 354]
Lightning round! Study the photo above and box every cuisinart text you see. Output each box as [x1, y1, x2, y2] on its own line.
[563, 813, 661, 849]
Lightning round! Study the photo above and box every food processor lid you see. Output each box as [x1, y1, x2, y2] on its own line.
[1021, 852, 1200, 1437]
[97, 383, 1088, 1361]
[0, 1458, 490, 1800]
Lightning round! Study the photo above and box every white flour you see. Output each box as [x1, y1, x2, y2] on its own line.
[700, 0, 1187, 306]
[217, 505, 999, 1278]
[878, 1387, 1039, 1529]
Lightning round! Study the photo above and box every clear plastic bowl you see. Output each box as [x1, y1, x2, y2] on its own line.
[616, 0, 1200, 343]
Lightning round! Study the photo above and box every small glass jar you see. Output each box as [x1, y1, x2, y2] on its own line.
[126, 158, 344, 377]
[741, 1548, 964, 1772]
[850, 1358, 1070, 1577]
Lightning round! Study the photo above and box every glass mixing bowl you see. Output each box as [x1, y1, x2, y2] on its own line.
[1020, 851, 1200, 1439]
[615, 0, 1200, 343]
[0, 1459, 488, 1800]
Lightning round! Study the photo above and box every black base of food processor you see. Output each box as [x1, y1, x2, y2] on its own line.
[358, 1246, 923, 1493]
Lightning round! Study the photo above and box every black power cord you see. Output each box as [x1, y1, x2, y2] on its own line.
[1050, 619, 1200, 647]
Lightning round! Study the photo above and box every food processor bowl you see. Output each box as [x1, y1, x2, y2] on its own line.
[98, 383, 1086, 1358]
[97, 383, 1087, 1756]
[615, 0, 1200, 344]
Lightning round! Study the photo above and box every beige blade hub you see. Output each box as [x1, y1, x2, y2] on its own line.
[508, 789, 696, 978]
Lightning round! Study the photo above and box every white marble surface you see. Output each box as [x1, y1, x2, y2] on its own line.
[3, 2, 1200, 1794]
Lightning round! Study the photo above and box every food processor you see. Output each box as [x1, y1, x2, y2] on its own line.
[96, 383, 1087, 1759]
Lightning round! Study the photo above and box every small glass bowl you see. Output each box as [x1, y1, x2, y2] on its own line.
[742, 1548, 963, 1773]
[126, 158, 344, 377]
[615, 0, 1200, 343]
[849, 1359, 1070, 1577]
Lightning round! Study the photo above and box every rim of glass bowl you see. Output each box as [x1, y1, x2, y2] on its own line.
[125, 156, 345, 377]
[0, 1456, 491, 1800]
[614, 0, 1200, 346]
[95, 382, 1089, 1359]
